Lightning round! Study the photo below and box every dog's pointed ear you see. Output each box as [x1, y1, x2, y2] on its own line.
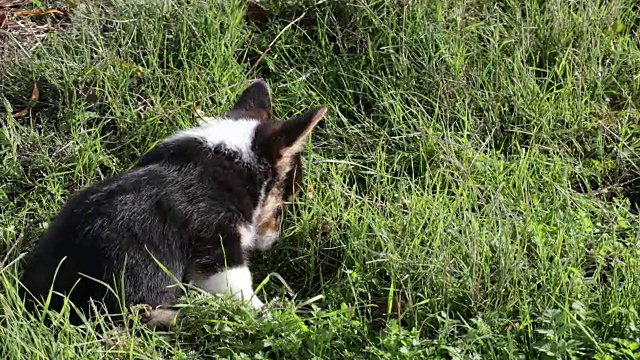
[253, 107, 327, 167]
[278, 107, 327, 157]
[227, 79, 272, 121]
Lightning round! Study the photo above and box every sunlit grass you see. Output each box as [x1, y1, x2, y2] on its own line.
[1, 0, 639, 358]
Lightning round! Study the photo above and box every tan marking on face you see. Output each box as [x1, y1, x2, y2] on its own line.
[260, 217, 278, 234]
[251, 186, 283, 250]
[255, 187, 283, 235]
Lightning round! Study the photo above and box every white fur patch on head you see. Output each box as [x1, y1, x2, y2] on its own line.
[168, 118, 260, 164]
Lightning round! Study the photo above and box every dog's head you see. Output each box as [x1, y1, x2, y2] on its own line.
[197, 79, 327, 250]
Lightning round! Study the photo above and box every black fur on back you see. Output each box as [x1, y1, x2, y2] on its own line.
[18, 79, 327, 325]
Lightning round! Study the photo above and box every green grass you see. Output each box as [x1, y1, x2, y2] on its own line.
[1, 0, 640, 358]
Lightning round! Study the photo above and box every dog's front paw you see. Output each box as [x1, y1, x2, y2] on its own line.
[139, 305, 178, 331]
[249, 296, 265, 310]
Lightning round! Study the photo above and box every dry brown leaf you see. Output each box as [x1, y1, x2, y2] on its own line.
[4, 82, 39, 119]
[29, 81, 39, 102]
[246, 1, 268, 23]
[0, 12, 8, 29]
[11, 108, 28, 118]
[369, 291, 412, 331]
[13, 8, 64, 18]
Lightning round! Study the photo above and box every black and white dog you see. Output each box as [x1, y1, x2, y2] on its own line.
[19, 79, 327, 328]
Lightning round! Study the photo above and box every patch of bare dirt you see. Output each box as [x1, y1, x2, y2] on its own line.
[0, 1, 70, 67]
